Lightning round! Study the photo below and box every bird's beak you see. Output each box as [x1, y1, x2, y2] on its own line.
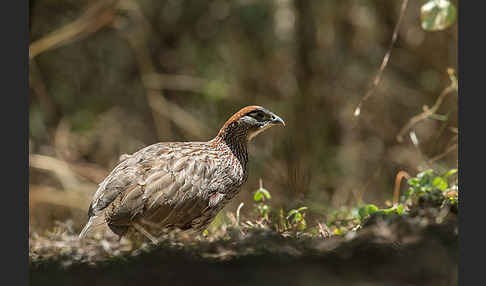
[270, 113, 285, 127]
[248, 110, 285, 141]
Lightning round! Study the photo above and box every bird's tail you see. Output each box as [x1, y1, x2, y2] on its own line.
[78, 215, 106, 240]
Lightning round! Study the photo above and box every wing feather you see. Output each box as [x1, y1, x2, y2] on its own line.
[83, 142, 216, 235]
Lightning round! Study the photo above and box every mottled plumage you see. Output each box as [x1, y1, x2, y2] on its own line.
[79, 106, 284, 243]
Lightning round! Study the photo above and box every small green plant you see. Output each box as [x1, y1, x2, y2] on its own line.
[324, 206, 360, 236]
[253, 179, 271, 220]
[444, 185, 458, 206]
[352, 203, 406, 223]
[250, 179, 309, 233]
[357, 204, 379, 221]
[286, 207, 308, 231]
[404, 168, 457, 205]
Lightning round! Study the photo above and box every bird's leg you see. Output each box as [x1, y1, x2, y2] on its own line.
[133, 222, 159, 244]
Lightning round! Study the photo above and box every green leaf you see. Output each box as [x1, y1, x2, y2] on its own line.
[432, 177, 448, 191]
[367, 204, 379, 213]
[293, 213, 302, 222]
[418, 169, 434, 183]
[418, 169, 433, 177]
[443, 169, 458, 179]
[298, 219, 307, 230]
[406, 187, 415, 196]
[358, 204, 379, 220]
[421, 0, 457, 31]
[254, 188, 271, 202]
[287, 209, 298, 219]
[254, 191, 263, 201]
[396, 204, 405, 215]
[261, 188, 271, 199]
[254, 185, 272, 202]
[408, 178, 419, 186]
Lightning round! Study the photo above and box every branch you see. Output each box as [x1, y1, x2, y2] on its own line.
[29, 0, 119, 59]
[396, 84, 456, 143]
[353, 0, 409, 117]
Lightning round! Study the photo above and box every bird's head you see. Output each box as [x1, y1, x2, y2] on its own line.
[218, 105, 285, 142]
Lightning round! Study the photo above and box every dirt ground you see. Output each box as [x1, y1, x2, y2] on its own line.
[29, 202, 458, 286]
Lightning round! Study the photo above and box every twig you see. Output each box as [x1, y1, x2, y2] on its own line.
[396, 84, 456, 142]
[353, 0, 409, 117]
[408, 131, 431, 170]
[393, 170, 410, 204]
[316, 221, 331, 239]
[235, 202, 245, 228]
[29, 0, 119, 59]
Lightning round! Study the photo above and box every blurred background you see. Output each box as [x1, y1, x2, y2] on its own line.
[29, 0, 458, 233]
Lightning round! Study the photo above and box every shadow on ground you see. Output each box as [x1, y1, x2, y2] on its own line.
[30, 209, 457, 286]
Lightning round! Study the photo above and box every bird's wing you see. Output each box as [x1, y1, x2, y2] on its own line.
[86, 142, 218, 229]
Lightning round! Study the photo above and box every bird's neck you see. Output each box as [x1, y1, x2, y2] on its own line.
[213, 129, 249, 168]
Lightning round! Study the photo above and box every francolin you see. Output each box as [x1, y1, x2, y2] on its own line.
[79, 106, 285, 243]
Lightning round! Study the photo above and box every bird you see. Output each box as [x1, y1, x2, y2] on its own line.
[78, 105, 285, 243]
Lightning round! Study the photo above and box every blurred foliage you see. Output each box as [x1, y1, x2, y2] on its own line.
[247, 181, 310, 233]
[29, 0, 458, 234]
[405, 168, 458, 207]
[421, 0, 457, 31]
[208, 165, 458, 240]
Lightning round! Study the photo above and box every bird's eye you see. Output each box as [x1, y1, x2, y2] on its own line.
[252, 111, 265, 121]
